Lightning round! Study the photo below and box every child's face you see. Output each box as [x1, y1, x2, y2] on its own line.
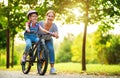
[29, 13, 38, 23]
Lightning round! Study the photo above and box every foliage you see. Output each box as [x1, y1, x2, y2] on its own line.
[0, 0, 120, 67]
[0, 52, 6, 66]
[53, 0, 120, 69]
[14, 41, 25, 65]
[71, 33, 98, 63]
[93, 30, 120, 64]
[56, 34, 74, 63]
[92, 31, 111, 64]
[13, 51, 21, 65]
[0, 0, 56, 67]
[71, 34, 82, 62]
[54, 0, 120, 25]
[0, 0, 55, 49]
[105, 35, 120, 64]
[0, 30, 6, 49]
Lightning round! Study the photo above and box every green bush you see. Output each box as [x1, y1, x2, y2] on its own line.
[71, 34, 82, 62]
[71, 33, 98, 63]
[105, 35, 120, 64]
[0, 30, 6, 49]
[56, 34, 74, 63]
[0, 54, 6, 66]
[93, 30, 120, 64]
[14, 42, 25, 65]
[13, 51, 21, 65]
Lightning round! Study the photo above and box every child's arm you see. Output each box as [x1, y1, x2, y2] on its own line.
[39, 26, 59, 38]
[25, 22, 30, 32]
[39, 26, 50, 33]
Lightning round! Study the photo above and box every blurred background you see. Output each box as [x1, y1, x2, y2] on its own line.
[0, 0, 120, 74]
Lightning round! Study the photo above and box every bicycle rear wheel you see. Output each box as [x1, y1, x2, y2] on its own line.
[21, 54, 32, 74]
[37, 47, 48, 75]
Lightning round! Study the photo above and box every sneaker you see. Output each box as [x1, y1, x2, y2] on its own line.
[50, 67, 57, 74]
[21, 54, 26, 62]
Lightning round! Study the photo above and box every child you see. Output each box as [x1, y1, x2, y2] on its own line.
[21, 10, 50, 63]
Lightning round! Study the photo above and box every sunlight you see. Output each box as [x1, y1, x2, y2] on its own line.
[38, 0, 44, 5]
[0, 0, 3, 3]
[4, 0, 8, 6]
[72, 8, 83, 17]
[0, 0, 8, 6]
[0, 0, 3, 2]
[73, 9, 79, 17]
[109, 23, 120, 34]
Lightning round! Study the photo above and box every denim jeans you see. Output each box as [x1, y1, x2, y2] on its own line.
[24, 36, 39, 52]
[45, 38, 55, 64]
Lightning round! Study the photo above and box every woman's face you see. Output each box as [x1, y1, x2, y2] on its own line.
[29, 13, 38, 23]
[46, 12, 55, 23]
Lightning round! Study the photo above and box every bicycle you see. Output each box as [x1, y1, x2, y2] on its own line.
[21, 33, 52, 75]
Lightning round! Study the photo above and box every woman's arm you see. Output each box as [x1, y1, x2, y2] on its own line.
[52, 24, 59, 39]
[52, 32, 59, 39]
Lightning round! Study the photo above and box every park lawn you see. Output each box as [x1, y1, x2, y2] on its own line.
[0, 62, 120, 75]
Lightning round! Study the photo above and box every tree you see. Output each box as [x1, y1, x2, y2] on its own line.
[0, 0, 120, 69]
[53, 0, 120, 71]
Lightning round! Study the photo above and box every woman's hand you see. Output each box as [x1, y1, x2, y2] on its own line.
[50, 32, 59, 38]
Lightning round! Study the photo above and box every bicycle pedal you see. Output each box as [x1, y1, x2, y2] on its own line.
[21, 61, 26, 65]
[41, 58, 45, 61]
[32, 63, 34, 66]
[30, 57, 33, 60]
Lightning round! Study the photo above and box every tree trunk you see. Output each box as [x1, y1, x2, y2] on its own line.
[82, 0, 89, 71]
[11, 35, 14, 68]
[6, 28, 10, 68]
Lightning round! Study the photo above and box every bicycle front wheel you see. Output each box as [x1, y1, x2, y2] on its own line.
[37, 46, 48, 75]
[21, 55, 32, 74]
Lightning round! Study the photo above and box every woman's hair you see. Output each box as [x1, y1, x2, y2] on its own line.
[46, 10, 55, 17]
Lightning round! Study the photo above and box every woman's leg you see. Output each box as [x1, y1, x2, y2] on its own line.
[46, 39, 55, 64]
[45, 39, 56, 74]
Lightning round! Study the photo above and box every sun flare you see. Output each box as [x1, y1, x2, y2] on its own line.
[0, 0, 8, 6]
[72, 8, 83, 17]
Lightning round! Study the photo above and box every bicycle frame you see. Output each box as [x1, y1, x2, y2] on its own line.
[26, 38, 41, 63]
[22, 34, 50, 75]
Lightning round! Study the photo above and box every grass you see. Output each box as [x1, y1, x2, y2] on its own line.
[0, 62, 120, 76]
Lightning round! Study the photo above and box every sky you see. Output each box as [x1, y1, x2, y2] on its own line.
[56, 22, 98, 41]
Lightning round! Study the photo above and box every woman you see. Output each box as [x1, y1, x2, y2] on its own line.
[38, 10, 59, 74]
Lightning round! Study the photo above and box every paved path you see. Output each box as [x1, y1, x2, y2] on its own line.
[0, 70, 119, 78]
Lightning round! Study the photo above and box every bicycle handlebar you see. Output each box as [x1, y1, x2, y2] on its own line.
[25, 30, 37, 34]
[38, 33, 52, 40]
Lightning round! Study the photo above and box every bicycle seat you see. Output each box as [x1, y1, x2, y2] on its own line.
[31, 42, 36, 46]
[32, 42, 36, 44]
